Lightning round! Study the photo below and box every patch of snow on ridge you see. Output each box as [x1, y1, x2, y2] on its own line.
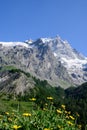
[61, 57, 87, 69]
[53, 52, 58, 57]
[25, 39, 33, 44]
[40, 38, 52, 43]
[0, 42, 29, 48]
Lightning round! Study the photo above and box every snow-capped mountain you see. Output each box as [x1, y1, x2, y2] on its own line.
[0, 36, 87, 88]
[33, 37, 87, 84]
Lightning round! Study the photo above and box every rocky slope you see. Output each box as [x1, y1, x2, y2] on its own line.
[0, 36, 87, 88]
[0, 67, 36, 94]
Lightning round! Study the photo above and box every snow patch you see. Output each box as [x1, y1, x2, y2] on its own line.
[40, 38, 52, 43]
[25, 40, 33, 44]
[61, 57, 87, 70]
[53, 52, 58, 57]
[0, 42, 29, 48]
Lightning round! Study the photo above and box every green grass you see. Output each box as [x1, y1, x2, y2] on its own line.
[0, 99, 34, 113]
[0, 98, 81, 130]
[0, 65, 17, 72]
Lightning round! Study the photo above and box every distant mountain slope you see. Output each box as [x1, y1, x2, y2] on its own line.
[0, 36, 87, 88]
[0, 66, 63, 103]
[0, 66, 35, 94]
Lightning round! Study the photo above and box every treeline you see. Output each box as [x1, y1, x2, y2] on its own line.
[65, 82, 87, 130]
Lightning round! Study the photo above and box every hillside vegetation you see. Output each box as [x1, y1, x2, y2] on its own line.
[0, 66, 87, 129]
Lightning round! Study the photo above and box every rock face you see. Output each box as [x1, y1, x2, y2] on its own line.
[0, 68, 35, 94]
[0, 36, 87, 88]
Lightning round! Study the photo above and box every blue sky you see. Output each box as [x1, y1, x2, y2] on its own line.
[0, 0, 87, 56]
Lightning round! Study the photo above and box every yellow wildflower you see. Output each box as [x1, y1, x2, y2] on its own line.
[65, 110, 68, 114]
[12, 125, 21, 130]
[76, 112, 80, 117]
[58, 125, 61, 128]
[43, 108, 48, 111]
[29, 98, 36, 101]
[67, 121, 73, 126]
[78, 124, 82, 129]
[8, 117, 12, 122]
[5, 112, 9, 115]
[61, 104, 65, 109]
[44, 128, 50, 130]
[67, 111, 71, 115]
[4, 123, 8, 126]
[57, 109, 62, 114]
[66, 115, 69, 119]
[23, 113, 31, 117]
[12, 112, 15, 115]
[47, 97, 53, 100]
[69, 115, 75, 120]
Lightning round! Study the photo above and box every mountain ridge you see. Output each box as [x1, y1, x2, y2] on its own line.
[0, 36, 87, 88]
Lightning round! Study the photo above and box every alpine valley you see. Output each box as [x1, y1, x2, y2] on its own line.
[1, 36, 87, 129]
[0, 36, 87, 90]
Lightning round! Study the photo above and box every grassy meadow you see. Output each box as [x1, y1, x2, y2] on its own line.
[0, 97, 81, 130]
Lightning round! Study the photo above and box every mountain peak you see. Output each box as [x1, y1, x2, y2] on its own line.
[40, 38, 52, 43]
[25, 39, 33, 44]
[0, 35, 87, 88]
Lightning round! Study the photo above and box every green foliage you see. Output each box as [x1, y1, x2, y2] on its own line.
[0, 65, 87, 129]
[65, 82, 87, 130]
[0, 65, 17, 72]
[0, 98, 80, 130]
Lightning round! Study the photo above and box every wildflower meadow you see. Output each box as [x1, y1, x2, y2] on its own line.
[0, 96, 81, 130]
